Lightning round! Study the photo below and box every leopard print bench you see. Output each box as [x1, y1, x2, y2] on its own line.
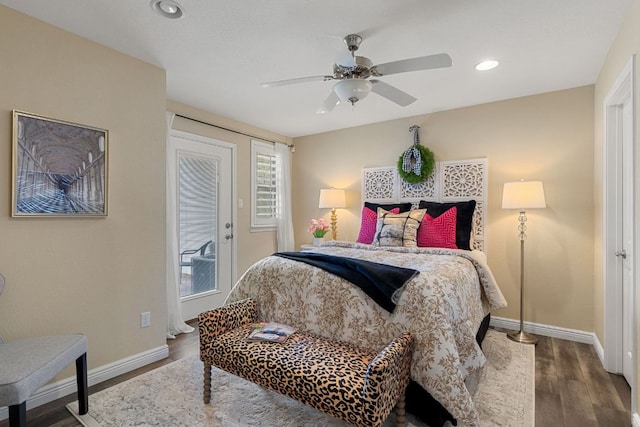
[198, 298, 414, 427]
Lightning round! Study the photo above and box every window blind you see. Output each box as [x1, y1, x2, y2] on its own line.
[255, 151, 276, 220]
[178, 153, 218, 255]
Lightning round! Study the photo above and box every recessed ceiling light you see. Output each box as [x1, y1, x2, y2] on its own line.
[150, 0, 184, 19]
[475, 60, 499, 71]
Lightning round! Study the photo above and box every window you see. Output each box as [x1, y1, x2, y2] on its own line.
[251, 140, 276, 230]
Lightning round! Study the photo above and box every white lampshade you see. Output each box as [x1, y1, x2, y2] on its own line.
[502, 180, 546, 209]
[333, 79, 372, 105]
[318, 189, 346, 209]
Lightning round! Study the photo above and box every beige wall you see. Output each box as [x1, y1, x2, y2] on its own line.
[0, 6, 167, 375]
[593, 0, 640, 413]
[0, 6, 288, 385]
[166, 101, 290, 277]
[292, 86, 595, 331]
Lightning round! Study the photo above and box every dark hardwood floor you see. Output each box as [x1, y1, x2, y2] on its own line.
[1, 325, 631, 427]
[534, 333, 630, 427]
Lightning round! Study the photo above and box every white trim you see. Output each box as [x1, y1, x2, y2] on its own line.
[602, 55, 636, 420]
[0, 344, 168, 421]
[593, 332, 605, 365]
[490, 316, 595, 344]
[603, 55, 634, 373]
[632, 413, 640, 427]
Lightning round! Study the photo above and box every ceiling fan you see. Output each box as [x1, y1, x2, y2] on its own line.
[261, 34, 452, 114]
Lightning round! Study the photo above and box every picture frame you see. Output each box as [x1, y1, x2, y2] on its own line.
[12, 110, 109, 217]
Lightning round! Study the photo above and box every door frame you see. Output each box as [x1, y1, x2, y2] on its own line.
[603, 55, 636, 397]
[170, 129, 238, 319]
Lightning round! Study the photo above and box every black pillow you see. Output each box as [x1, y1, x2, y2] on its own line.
[418, 200, 476, 250]
[364, 202, 413, 214]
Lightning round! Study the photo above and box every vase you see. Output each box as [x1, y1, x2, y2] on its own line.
[312, 237, 324, 247]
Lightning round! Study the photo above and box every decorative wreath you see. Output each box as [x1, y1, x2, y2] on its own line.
[397, 143, 435, 184]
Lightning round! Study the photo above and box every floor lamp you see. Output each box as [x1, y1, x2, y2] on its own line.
[502, 180, 546, 345]
[318, 188, 346, 240]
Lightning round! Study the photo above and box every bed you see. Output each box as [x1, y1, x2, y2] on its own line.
[225, 157, 506, 426]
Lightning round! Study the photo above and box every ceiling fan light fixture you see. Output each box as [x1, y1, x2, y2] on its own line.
[333, 79, 372, 105]
[475, 60, 499, 71]
[150, 0, 184, 19]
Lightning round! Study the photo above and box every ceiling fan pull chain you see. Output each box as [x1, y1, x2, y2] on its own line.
[402, 125, 422, 175]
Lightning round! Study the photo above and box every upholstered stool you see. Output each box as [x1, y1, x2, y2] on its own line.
[0, 334, 88, 427]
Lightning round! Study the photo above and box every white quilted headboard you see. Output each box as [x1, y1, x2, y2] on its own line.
[361, 158, 488, 251]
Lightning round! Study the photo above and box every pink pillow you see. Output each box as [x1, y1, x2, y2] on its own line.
[417, 206, 458, 249]
[356, 206, 400, 244]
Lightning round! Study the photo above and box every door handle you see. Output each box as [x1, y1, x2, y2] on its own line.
[615, 250, 627, 259]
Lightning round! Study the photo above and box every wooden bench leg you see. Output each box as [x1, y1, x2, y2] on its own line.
[395, 392, 406, 427]
[76, 353, 89, 415]
[203, 362, 212, 404]
[8, 402, 26, 427]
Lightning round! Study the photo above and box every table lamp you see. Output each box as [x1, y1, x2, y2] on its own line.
[318, 188, 346, 240]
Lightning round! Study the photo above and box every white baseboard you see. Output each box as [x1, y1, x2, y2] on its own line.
[592, 332, 606, 367]
[0, 344, 168, 421]
[633, 412, 640, 427]
[490, 316, 595, 344]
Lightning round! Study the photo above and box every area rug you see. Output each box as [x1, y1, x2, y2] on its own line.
[67, 329, 534, 426]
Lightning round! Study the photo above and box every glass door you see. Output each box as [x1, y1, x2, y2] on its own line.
[169, 132, 234, 321]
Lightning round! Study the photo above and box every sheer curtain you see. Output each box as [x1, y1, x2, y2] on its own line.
[165, 112, 194, 339]
[275, 143, 294, 251]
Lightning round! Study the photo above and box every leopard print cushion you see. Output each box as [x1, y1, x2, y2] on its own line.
[199, 299, 414, 427]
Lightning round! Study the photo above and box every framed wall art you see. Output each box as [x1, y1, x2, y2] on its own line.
[12, 110, 109, 217]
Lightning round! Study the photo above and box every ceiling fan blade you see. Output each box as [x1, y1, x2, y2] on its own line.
[261, 75, 334, 88]
[370, 80, 417, 106]
[317, 91, 340, 114]
[372, 53, 452, 76]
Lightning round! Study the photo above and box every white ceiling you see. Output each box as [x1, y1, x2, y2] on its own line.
[0, 0, 630, 138]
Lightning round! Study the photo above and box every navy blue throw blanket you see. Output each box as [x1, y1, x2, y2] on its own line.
[273, 252, 419, 312]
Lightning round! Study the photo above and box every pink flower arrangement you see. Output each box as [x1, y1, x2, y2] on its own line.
[308, 218, 329, 238]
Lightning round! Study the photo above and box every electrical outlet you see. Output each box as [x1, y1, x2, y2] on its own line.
[140, 312, 151, 328]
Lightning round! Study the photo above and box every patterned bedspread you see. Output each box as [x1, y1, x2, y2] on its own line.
[225, 241, 507, 426]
